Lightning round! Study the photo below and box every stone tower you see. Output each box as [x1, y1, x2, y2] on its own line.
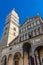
[2, 9, 19, 46]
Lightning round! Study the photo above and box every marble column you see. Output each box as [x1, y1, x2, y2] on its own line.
[24, 35, 25, 40]
[28, 56, 31, 65]
[23, 49, 24, 65]
[23, 56, 24, 65]
[28, 53, 31, 65]
[12, 58, 14, 65]
[36, 29, 39, 35]
[6, 55, 8, 65]
[27, 33, 29, 39]
[32, 55, 36, 65]
[33, 30, 35, 36]
[40, 27, 43, 33]
[35, 51, 40, 65]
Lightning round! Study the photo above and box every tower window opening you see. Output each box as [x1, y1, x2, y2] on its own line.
[5, 27, 7, 30]
[14, 33, 15, 36]
[14, 27, 16, 31]
[4, 32, 6, 36]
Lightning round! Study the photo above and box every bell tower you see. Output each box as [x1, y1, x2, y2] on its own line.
[2, 9, 19, 46]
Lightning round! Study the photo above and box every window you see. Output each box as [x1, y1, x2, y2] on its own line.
[5, 27, 7, 30]
[14, 28, 16, 31]
[14, 33, 15, 36]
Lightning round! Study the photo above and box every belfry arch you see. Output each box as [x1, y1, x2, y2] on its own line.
[1, 55, 7, 65]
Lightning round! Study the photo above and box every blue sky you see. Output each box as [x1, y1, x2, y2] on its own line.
[0, 0, 43, 39]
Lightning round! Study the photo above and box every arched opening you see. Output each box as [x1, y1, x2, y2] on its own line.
[1, 55, 7, 65]
[8, 54, 13, 65]
[23, 42, 31, 65]
[14, 52, 22, 65]
[34, 46, 43, 65]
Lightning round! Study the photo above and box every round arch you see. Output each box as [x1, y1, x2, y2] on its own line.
[34, 46, 43, 65]
[1, 55, 7, 65]
[14, 52, 21, 65]
[14, 52, 21, 59]
[34, 46, 43, 52]
[23, 42, 31, 53]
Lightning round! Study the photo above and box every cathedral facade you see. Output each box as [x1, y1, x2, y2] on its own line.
[0, 10, 43, 65]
